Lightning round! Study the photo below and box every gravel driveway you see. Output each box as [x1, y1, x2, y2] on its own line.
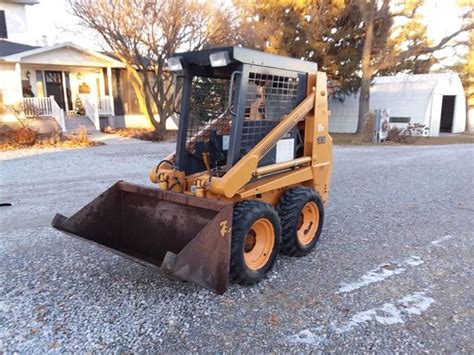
[1, 138, 473, 352]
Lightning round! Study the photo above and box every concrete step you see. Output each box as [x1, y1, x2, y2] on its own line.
[65, 116, 97, 132]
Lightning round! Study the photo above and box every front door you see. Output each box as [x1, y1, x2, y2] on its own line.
[45, 71, 66, 109]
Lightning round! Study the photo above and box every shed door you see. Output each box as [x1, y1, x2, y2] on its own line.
[440, 95, 455, 133]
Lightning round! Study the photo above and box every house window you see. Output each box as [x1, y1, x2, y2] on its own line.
[0, 10, 7, 39]
[390, 117, 411, 123]
[22, 80, 34, 97]
[36, 71, 45, 97]
[45, 72, 62, 83]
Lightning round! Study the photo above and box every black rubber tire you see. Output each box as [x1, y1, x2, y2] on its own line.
[277, 187, 324, 256]
[230, 200, 281, 285]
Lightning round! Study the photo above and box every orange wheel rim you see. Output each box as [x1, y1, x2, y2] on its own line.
[244, 218, 275, 271]
[297, 201, 319, 246]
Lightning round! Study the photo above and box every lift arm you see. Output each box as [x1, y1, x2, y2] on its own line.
[208, 91, 316, 198]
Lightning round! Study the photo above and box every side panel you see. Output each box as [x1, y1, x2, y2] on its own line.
[309, 72, 332, 204]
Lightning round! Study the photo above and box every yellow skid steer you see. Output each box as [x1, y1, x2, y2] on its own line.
[52, 47, 332, 294]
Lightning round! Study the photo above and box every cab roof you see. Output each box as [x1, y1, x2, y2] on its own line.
[171, 46, 318, 74]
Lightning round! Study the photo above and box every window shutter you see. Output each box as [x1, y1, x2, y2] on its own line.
[0, 10, 7, 39]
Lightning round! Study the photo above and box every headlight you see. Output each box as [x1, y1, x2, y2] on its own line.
[166, 57, 183, 71]
[209, 51, 230, 67]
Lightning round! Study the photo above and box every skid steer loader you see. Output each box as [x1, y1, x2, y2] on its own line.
[52, 47, 332, 294]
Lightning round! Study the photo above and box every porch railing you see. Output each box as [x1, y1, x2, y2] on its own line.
[50, 97, 66, 133]
[23, 97, 53, 117]
[97, 95, 114, 115]
[81, 95, 100, 130]
[22, 96, 66, 132]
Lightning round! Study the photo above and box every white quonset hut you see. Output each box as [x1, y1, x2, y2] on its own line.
[329, 73, 466, 136]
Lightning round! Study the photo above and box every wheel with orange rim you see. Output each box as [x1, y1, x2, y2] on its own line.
[297, 201, 320, 246]
[277, 187, 324, 256]
[243, 218, 275, 271]
[230, 200, 281, 285]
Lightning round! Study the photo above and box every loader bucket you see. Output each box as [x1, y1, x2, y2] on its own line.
[52, 181, 233, 294]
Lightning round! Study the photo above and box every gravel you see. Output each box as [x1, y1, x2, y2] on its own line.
[1, 139, 473, 352]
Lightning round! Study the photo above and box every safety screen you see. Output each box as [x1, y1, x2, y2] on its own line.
[240, 72, 300, 153]
[186, 76, 231, 153]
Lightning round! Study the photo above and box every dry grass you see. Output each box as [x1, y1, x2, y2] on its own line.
[0, 126, 103, 151]
[411, 134, 474, 145]
[386, 127, 420, 144]
[104, 127, 177, 142]
[331, 132, 474, 146]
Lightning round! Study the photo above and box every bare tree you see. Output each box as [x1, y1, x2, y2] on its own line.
[356, 0, 474, 134]
[69, 0, 231, 133]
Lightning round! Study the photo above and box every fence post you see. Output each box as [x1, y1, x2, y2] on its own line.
[373, 109, 380, 144]
[93, 96, 100, 130]
[60, 109, 66, 132]
[49, 96, 55, 115]
[106, 66, 115, 116]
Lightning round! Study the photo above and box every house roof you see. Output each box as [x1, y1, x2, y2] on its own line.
[1, 42, 125, 68]
[3, 0, 40, 5]
[372, 73, 464, 96]
[373, 73, 461, 85]
[0, 39, 39, 57]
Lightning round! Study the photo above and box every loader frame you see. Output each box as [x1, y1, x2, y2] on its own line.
[153, 71, 332, 206]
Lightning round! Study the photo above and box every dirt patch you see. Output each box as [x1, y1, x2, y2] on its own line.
[0, 127, 103, 151]
[103, 127, 178, 142]
[331, 134, 372, 146]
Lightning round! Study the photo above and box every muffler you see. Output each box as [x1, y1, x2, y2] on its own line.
[52, 181, 233, 294]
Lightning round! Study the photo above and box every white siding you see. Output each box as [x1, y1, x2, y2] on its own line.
[450, 90, 466, 134]
[429, 93, 443, 136]
[328, 95, 359, 133]
[0, 62, 22, 105]
[0, 2, 31, 44]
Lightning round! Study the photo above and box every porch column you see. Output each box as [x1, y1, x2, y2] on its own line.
[106, 66, 115, 115]
[14, 63, 23, 104]
[61, 71, 69, 113]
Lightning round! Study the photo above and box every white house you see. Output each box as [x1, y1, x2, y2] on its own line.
[0, 0, 176, 133]
[0, 40, 127, 131]
[329, 73, 467, 136]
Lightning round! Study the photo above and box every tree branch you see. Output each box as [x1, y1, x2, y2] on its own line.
[373, 23, 474, 72]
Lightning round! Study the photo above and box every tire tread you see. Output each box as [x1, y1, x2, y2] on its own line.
[230, 200, 281, 285]
[277, 187, 324, 256]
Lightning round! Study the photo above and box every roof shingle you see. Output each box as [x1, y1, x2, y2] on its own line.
[0, 39, 39, 57]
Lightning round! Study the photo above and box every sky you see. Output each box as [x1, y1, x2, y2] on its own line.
[25, 0, 469, 63]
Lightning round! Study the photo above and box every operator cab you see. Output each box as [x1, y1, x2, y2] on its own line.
[167, 46, 317, 175]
